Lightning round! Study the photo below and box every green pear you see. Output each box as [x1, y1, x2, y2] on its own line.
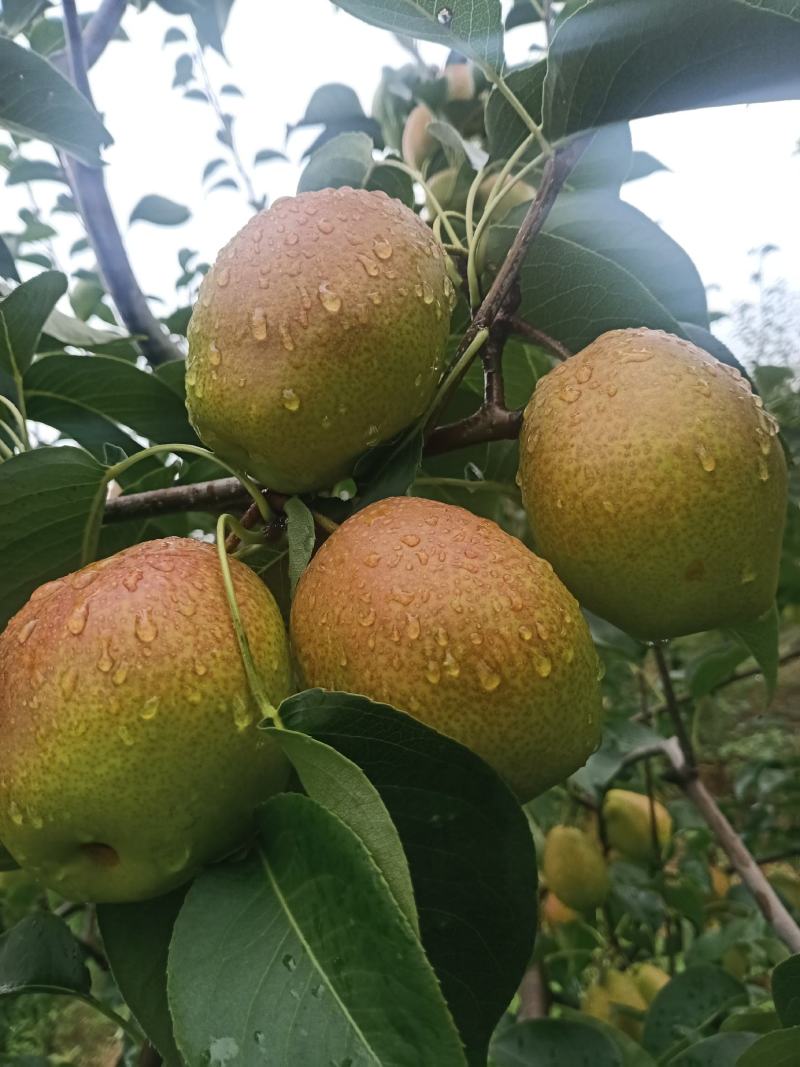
[603, 789, 672, 862]
[543, 825, 609, 912]
[0, 537, 291, 903]
[582, 969, 648, 1039]
[186, 186, 454, 493]
[291, 495, 603, 801]
[518, 328, 787, 639]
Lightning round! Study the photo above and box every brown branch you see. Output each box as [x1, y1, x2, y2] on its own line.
[517, 961, 549, 1021]
[623, 736, 800, 953]
[60, 2, 183, 368]
[424, 405, 522, 455]
[507, 315, 572, 361]
[104, 477, 250, 523]
[654, 644, 696, 768]
[53, 0, 127, 73]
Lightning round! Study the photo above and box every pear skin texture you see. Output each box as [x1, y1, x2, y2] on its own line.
[290, 496, 603, 801]
[633, 962, 670, 1004]
[603, 789, 672, 863]
[542, 891, 580, 927]
[186, 187, 453, 493]
[582, 970, 648, 1040]
[543, 825, 610, 912]
[519, 328, 787, 640]
[0, 537, 291, 903]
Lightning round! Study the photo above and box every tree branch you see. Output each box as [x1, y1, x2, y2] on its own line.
[517, 961, 549, 1021]
[622, 736, 800, 953]
[507, 315, 572, 361]
[60, 0, 183, 368]
[654, 644, 696, 768]
[53, 0, 127, 73]
[104, 477, 250, 523]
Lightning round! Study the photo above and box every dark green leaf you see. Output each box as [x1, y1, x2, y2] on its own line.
[297, 130, 374, 194]
[0, 235, 20, 282]
[729, 602, 780, 702]
[666, 1032, 758, 1065]
[737, 1028, 800, 1067]
[0, 271, 67, 376]
[0, 38, 110, 164]
[129, 195, 190, 227]
[295, 83, 366, 126]
[490, 1018, 622, 1066]
[280, 689, 538, 1067]
[283, 496, 315, 594]
[685, 641, 749, 699]
[268, 726, 418, 931]
[642, 964, 746, 1055]
[543, 0, 800, 140]
[253, 148, 286, 165]
[0, 914, 90, 996]
[6, 160, 67, 186]
[483, 228, 681, 353]
[365, 158, 415, 207]
[335, 0, 504, 71]
[0, 0, 50, 36]
[98, 889, 186, 1067]
[773, 954, 800, 1027]
[168, 794, 466, 1067]
[0, 446, 105, 628]
[0, 840, 20, 871]
[25, 354, 198, 448]
[355, 428, 423, 509]
[486, 62, 545, 162]
[506, 0, 542, 30]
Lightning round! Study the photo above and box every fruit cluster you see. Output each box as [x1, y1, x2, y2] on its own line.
[0, 185, 787, 905]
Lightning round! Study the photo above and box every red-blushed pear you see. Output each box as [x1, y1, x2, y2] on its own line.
[518, 328, 787, 640]
[0, 538, 291, 903]
[290, 496, 603, 802]
[186, 186, 454, 494]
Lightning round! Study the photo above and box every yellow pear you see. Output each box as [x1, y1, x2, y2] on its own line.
[291, 496, 603, 801]
[542, 891, 581, 927]
[603, 789, 672, 862]
[582, 969, 648, 1039]
[186, 186, 454, 493]
[710, 865, 731, 899]
[634, 962, 670, 1003]
[0, 538, 291, 902]
[543, 825, 609, 912]
[518, 328, 787, 639]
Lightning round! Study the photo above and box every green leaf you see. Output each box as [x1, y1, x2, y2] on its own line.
[773, 954, 800, 1027]
[737, 1027, 800, 1067]
[543, 0, 800, 140]
[0, 914, 90, 996]
[295, 83, 366, 126]
[267, 726, 419, 932]
[506, 0, 542, 30]
[490, 1018, 622, 1066]
[355, 428, 423, 509]
[283, 496, 315, 595]
[201, 157, 226, 182]
[164, 26, 187, 43]
[24, 353, 198, 452]
[0, 446, 106, 628]
[485, 62, 545, 163]
[253, 148, 287, 165]
[97, 889, 186, 1067]
[0, 840, 20, 871]
[729, 602, 780, 702]
[626, 151, 669, 183]
[685, 641, 749, 699]
[642, 964, 746, 1056]
[428, 119, 487, 171]
[483, 228, 681, 354]
[334, 0, 505, 72]
[0, 0, 50, 36]
[0, 236, 20, 282]
[6, 160, 67, 186]
[666, 1032, 759, 1065]
[365, 158, 415, 207]
[559, 1007, 657, 1067]
[191, 0, 234, 56]
[280, 690, 538, 1066]
[129, 195, 190, 227]
[298, 130, 374, 194]
[0, 271, 67, 377]
[172, 52, 193, 88]
[0, 38, 110, 164]
[168, 793, 467, 1067]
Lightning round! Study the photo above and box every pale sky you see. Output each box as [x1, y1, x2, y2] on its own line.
[3, 0, 800, 356]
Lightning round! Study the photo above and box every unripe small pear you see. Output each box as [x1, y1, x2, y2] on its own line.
[519, 328, 787, 639]
[633, 962, 670, 1004]
[543, 825, 609, 912]
[402, 103, 437, 169]
[0, 538, 291, 902]
[582, 969, 648, 1039]
[542, 891, 580, 927]
[604, 789, 672, 863]
[444, 60, 475, 101]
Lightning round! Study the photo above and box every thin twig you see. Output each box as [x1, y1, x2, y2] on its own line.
[654, 644, 697, 768]
[507, 315, 572, 361]
[104, 477, 249, 522]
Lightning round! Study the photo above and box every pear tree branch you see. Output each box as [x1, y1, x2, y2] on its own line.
[60, 0, 183, 368]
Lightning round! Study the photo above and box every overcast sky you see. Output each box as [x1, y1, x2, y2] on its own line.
[3, 0, 800, 355]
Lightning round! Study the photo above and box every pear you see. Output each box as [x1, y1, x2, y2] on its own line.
[186, 186, 454, 493]
[0, 537, 291, 903]
[633, 962, 670, 1003]
[603, 789, 672, 863]
[543, 825, 609, 912]
[541, 891, 580, 928]
[518, 328, 787, 639]
[291, 496, 603, 801]
[402, 102, 437, 169]
[582, 969, 648, 1039]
